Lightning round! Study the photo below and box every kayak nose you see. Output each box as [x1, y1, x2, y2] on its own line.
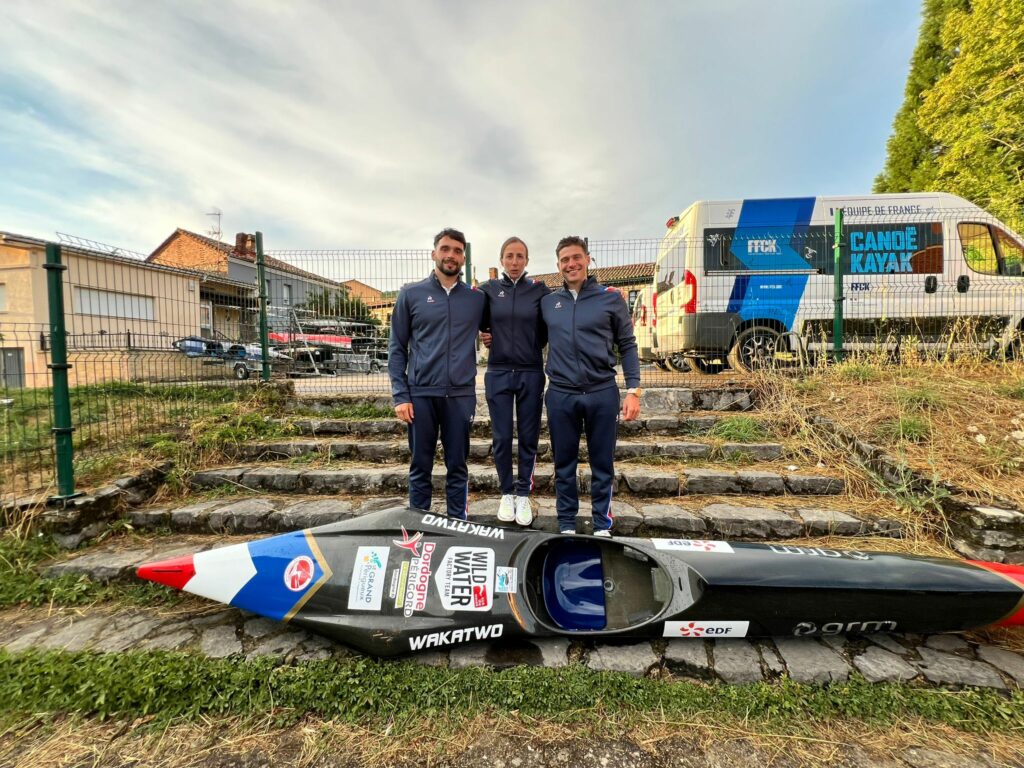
[137, 554, 196, 591]
[969, 560, 1024, 626]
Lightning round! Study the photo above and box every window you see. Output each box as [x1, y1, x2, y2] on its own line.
[0, 283, 6, 312]
[628, 288, 640, 307]
[75, 287, 155, 320]
[200, 300, 213, 338]
[282, 284, 292, 306]
[959, 223, 1000, 275]
[994, 228, 1024, 277]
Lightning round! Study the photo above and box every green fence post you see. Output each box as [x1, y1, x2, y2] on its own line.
[465, 241, 473, 285]
[255, 232, 271, 382]
[832, 208, 845, 361]
[43, 243, 79, 501]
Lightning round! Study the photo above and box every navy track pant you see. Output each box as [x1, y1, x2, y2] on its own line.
[485, 369, 545, 497]
[407, 395, 476, 519]
[545, 386, 619, 532]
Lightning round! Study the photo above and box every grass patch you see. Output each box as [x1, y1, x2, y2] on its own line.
[0, 532, 182, 610]
[707, 416, 769, 443]
[995, 381, 1024, 400]
[1, 650, 1022, 734]
[893, 386, 945, 412]
[875, 416, 931, 444]
[833, 361, 880, 383]
[320, 403, 395, 420]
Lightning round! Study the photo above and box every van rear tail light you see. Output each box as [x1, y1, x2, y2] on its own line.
[641, 305, 647, 326]
[652, 292, 658, 326]
[682, 270, 697, 314]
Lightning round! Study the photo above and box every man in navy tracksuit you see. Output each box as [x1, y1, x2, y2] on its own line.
[541, 236, 642, 536]
[389, 228, 486, 519]
[479, 237, 551, 527]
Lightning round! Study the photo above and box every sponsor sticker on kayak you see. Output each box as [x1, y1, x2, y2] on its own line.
[408, 623, 504, 651]
[496, 566, 517, 594]
[421, 514, 505, 540]
[284, 555, 315, 592]
[664, 620, 749, 638]
[403, 541, 437, 618]
[391, 560, 410, 609]
[653, 539, 734, 553]
[435, 547, 494, 611]
[347, 546, 390, 611]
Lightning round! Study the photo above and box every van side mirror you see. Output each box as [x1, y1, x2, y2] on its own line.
[957, 275, 970, 293]
[924, 276, 937, 294]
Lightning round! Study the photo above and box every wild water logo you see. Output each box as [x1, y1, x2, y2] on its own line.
[435, 547, 495, 612]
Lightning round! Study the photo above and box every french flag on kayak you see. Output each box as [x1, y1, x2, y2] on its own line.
[137, 530, 332, 622]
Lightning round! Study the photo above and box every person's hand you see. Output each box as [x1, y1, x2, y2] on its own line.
[480, 332, 493, 348]
[622, 393, 641, 422]
[395, 403, 414, 423]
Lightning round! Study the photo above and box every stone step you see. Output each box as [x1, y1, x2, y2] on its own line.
[285, 413, 734, 439]
[188, 464, 845, 498]
[292, 386, 757, 416]
[7, 599, 1020, 689]
[230, 438, 786, 464]
[117, 494, 886, 540]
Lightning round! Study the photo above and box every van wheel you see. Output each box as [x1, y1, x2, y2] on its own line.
[686, 357, 726, 375]
[233, 363, 251, 380]
[727, 326, 782, 373]
[664, 353, 689, 372]
[654, 360, 670, 371]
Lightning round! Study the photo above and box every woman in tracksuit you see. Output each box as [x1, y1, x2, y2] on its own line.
[479, 237, 551, 526]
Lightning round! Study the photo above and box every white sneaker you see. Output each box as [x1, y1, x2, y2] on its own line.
[559, 529, 576, 535]
[593, 529, 612, 538]
[514, 496, 533, 527]
[497, 494, 515, 523]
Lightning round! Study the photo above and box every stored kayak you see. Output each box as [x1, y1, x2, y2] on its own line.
[136, 506, 1024, 656]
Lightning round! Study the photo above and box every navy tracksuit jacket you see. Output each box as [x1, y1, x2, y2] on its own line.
[541, 276, 641, 531]
[479, 273, 551, 497]
[389, 272, 486, 518]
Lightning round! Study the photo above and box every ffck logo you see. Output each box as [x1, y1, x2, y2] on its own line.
[393, 527, 424, 557]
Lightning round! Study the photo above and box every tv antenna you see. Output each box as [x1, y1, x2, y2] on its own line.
[206, 208, 223, 241]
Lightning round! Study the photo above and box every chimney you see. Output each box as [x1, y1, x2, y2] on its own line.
[488, 267, 498, 280]
[234, 232, 255, 257]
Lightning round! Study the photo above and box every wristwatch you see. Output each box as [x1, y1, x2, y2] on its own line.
[627, 387, 642, 397]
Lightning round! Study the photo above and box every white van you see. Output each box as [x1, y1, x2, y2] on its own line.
[652, 193, 1024, 372]
[631, 284, 656, 361]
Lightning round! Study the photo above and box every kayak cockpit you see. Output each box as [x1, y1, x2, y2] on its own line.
[527, 538, 673, 632]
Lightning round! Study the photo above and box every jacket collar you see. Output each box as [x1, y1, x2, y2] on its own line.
[429, 270, 465, 290]
[559, 274, 598, 296]
[499, 271, 530, 286]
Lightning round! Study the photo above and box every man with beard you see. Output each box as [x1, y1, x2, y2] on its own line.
[389, 228, 487, 519]
[541, 235, 641, 536]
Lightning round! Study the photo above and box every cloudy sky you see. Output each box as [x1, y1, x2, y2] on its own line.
[0, 1, 922, 280]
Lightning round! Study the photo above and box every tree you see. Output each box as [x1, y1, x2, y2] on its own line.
[874, 0, 969, 194]
[297, 287, 380, 326]
[917, 0, 1024, 223]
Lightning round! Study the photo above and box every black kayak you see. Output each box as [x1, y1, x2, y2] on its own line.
[136, 507, 1024, 656]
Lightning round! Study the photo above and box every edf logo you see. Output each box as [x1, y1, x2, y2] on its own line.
[747, 239, 780, 254]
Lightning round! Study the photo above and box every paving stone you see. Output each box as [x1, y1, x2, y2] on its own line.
[783, 475, 846, 495]
[3, 623, 51, 652]
[620, 469, 680, 495]
[797, 508, 868, 535]
[915, 647, 1005, 688]
[609, 501, 643, 534]
[128, 507, 169, 529]
[190, 467, 249, 489]
[757, 642, 786, 678]
[43, 548, 148, 583]
[612, 442, 653, 459]
[532, 638, 570, 668]
[852, 646, 919, 683]
[208, 497, 278, 532]
[272, 499, 355, 530]
[246, 629, 308, 659]
[968, 505, 1024, 530]
[140, 629, 194, 651]
[949, 537, 1005, 562]
[412, 650, 449, 667]
[699, 504, 801, 538]
[735, 470, 786, 494]
[640, 504, 707, 534]
[721, 443, 784, 461]
[587, 642, 660, 677]
[200, 625, 242, 658]
[93, 615, 167, 652]
[644, 415, 681, 433]
[924, 634, 970, 653]
[244, 617, 280, 640]
[531, 465, 555, 492]
[466, 440, 491, 461]
[240, 467, 304, 492]
[357, 497, 408, 513]
[40, 615, 108, 652]
[975, 646, 1024, 684]
[710, 639, 763, 684]
[449, 643, 492, 669]
[684, 469, 742, 494]
[901, 747, 1002, 768]
[821, 634, 847, 651]
[658, 442, 712, 459]
[578, 468, 619, 495]
[664, 640, 713, 679]
[465, 465, 500, 493]
[774, 638, 851, 683]
[866, 634, 911, 655]
[170, 499, 231, 531]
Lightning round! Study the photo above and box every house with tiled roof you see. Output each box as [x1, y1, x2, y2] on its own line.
[501, 262, 655, 309]
[149, 229, 349, 334]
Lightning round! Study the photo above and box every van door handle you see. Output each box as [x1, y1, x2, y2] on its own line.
[957, 275, 970, 293]
[924, 276, 937, 294]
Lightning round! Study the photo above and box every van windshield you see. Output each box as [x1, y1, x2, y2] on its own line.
[656, 234, 686, 294]
[995, 228, 1024, 276]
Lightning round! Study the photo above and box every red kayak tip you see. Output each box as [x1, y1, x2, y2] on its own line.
[969, 560, 1024, 627]
[137, 554, 196, 592]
